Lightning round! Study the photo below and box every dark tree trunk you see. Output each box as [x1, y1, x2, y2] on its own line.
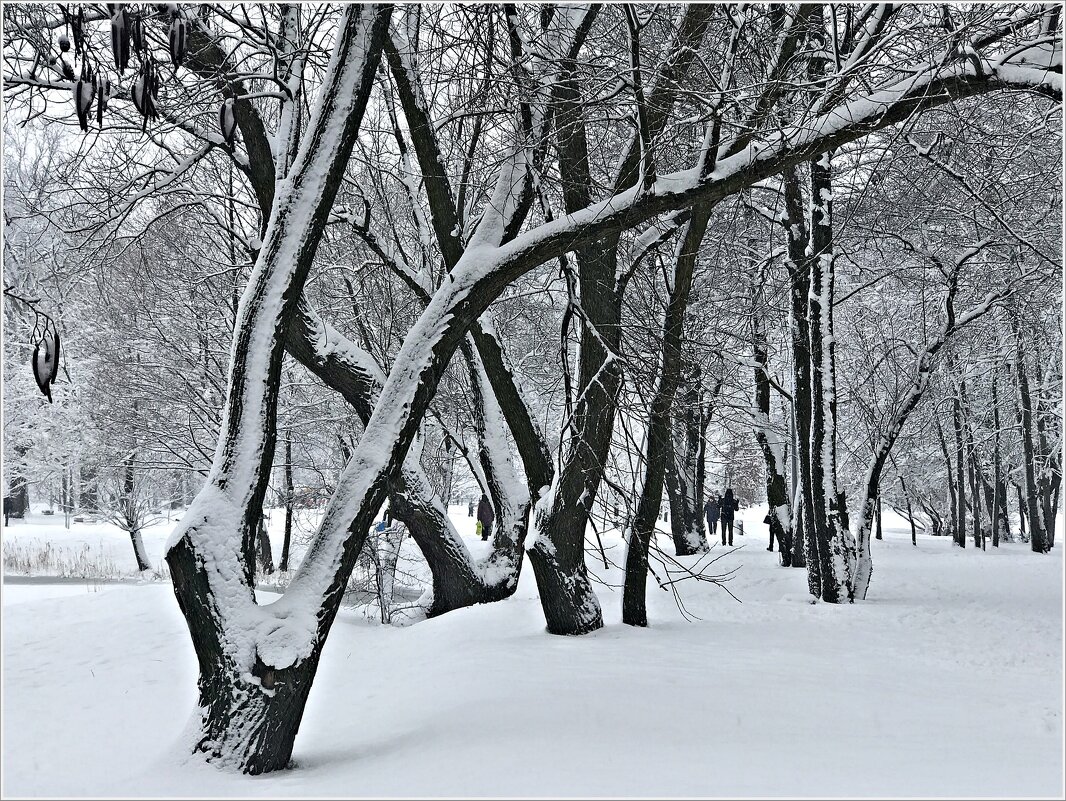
[257, 516, 275, 575]
[9, 445, 30, 517]
[969, 449, 983, 550]
[286, 307, 519, 617]
[79, 464, 99, 512]
[875, 495, 883, 541]
[752, 278, 793, 566]
[534, 4, 716, 635]
[784, 169, 820, 597]
[529, 261, 620, 633]
[169, 532, 339, 774]
[61, 465, 71, 524]
[165, 7, 394, 774]
[990, 369, 1011, 544]
[791, 496, 807, 568]
[935, 419, 958, 543]
[800, 155, 852, 602]
[1016, 481, 1028, 539]
[123, 456, 152, 572]
[9, 479, 29, 517]
[664, 449, 687, 549]
[623, 202, 711, 626]
[666, 367, 713, 556]
[1052, 480, 1061, 547]
[1011, 315, 1049, 552]
[899, 475, 917, 546]
[280, 433, 294, 571]
[951, 387, 967, 548]
[1030, 344, 1058, 549]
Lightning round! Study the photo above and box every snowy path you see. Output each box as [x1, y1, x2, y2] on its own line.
[2, 508, 1062, 797]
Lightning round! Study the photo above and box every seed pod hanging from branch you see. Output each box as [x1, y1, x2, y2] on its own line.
[74, 62, 94, 131]
[109, 3, 130, 74]
[132, 60, 159, 130]
[218, 97, 237, 148]
[130, 11, 145, 54]
[58, 32, 71, 53]
[96, 72, 110, 128]
[30, 329, 60, 403]
[169, 13, 187, 67]
[31, 344, 52, 402]
[72, 7, 85, 55]
[49, 330, 61, 385]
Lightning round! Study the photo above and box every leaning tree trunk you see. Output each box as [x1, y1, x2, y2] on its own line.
[164, 7, 392, 773]
[623, 200, 712, 626]
[286, 304, 516, 617]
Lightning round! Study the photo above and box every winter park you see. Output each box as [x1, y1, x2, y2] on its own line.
[1, 2, 1063, 797]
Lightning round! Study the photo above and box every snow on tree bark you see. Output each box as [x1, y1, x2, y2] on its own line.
[163, 5, 393, 773]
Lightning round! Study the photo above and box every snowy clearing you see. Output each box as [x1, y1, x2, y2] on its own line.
[3, 506, 1062, 797]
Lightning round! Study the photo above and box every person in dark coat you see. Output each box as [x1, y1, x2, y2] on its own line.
[477, 494, 494, 541]
[719, 488, 737, 546]
[703, 494, 719, 540]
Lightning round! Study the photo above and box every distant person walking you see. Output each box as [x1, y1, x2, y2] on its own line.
[703, 495, 719, 540]
[719, 488, 737, 546]
[468, 499, 475, 517]
[477, 494, 494, 542]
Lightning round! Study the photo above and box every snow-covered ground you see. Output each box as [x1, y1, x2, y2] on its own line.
[2, 505, 1063, 797]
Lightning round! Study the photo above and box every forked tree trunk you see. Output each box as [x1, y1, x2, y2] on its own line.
[165, 7, 392, 773]
[168, 530, 357, 774]
[287, 306, 522, 617]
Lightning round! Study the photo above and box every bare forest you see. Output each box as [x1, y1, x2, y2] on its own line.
[1, 3, 1062, 794]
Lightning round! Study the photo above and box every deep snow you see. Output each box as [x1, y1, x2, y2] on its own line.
[2, 505, 1063, 797]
